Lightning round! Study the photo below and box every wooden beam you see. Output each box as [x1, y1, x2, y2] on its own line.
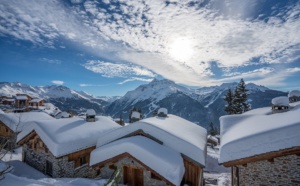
[222, 147, 300, 167]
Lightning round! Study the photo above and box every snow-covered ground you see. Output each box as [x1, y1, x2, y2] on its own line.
[1, 146, 231, 186]
[0, 148, 118, 186]
[204, 146, 231, 186]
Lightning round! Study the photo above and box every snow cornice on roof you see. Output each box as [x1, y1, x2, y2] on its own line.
[17, 116, 121, 157]
[219, 101, 300, 165]
[95, 114, 207, 167]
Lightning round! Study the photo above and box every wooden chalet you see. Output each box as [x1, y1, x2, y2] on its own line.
[29, 98, 45, 107]
[2, 98, 15, 106]
[0, 112, 53, 150]
[90, 113, 207, 186]
[16, 116, 121, 178]
[288, 90, 300, 103]
[219, 100, 300, 186]
[15, 94, 32, 108]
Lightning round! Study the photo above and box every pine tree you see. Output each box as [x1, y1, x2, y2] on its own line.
[224, 88, 235, 115]
[232, 79, 250, 114]
[236, 79, 250, 113]
[233, 86, 243, 114]
[209, 122, 217, 136]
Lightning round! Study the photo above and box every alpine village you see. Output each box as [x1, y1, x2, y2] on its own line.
[0, 79, 299, 186]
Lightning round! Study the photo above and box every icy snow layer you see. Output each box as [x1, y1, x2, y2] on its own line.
[91, 136, 184, 186]
[288, 90, 300, 97]
[96, 114, 207, 166]
[271, 96, 289, 106]
[219, 102, 300, 163]
[17, 116, 121, 157]
[0, 112, 54, 132]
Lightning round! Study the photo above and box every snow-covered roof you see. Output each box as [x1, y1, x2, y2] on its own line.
[90, 136, 184, 186]
[56, 111, 70, 119]
[3, 98, 15, 102]
[0, 112, 54, 132]
[131, 111, 140, 119]
[0, 109, 4, 114]
[15, 96, 28, 100]
[288, 90, 300, 97]
[158, 108, 168, 115]
[271, 96, 289, 106]
[207, 135, 218, 143]
[96, 114, 207, 166]
[17, 116, 121, 157]
[86, 109, 96, 116]
[219, 101, 300, 164]
[29, 98, 43, 103]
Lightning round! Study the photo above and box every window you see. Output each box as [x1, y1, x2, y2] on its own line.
[79, 156, 87, 166]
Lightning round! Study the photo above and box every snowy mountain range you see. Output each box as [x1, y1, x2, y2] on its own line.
[0, 82, 119, 114]
[0, 80, 287, 128]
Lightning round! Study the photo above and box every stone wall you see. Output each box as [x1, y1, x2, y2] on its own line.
[99, 156, 169, 186]
[237, 154, 300, 185]
[23, 144, 97, 178]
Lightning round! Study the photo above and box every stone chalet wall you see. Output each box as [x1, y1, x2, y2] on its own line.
[23, 144, 97, 178]
[99, 156, 169, 186]
[237, 154, 300, 185]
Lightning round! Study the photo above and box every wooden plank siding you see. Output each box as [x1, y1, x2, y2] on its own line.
[0, 122, 12, 137]
[183, 157, 202, 186]
[68, 146, 95, 168]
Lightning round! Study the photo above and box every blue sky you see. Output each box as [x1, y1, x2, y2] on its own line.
[0, 0, 300, 96]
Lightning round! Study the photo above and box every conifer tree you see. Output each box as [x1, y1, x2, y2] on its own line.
[232, 79, 250, 114]
[236, 79, 250, 113]
[224, 88, 235, 115]
[209, 122, 217, 136]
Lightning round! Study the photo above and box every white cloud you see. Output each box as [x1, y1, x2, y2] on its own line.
[40, 58, 61, 64]
[79, 83, 109, 87]
[51, 80, 64, 85]
[1, 0, 300, 87]
[82, 60, 156, 78]
[118, 77, 154, 85]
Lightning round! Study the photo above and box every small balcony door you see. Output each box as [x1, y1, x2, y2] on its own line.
[123, 165, 143, 186]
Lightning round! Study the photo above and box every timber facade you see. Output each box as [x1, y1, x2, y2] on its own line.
[18, 131, 97, 178]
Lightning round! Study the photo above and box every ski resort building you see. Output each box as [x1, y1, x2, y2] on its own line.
[90, 113, 207, 186]
[219, 99, 300, 186]
[29, 98, 45, 107]
[15, 94, 32, 108]
[0, 112, 54, 149]
[17, 116, 121, 178]
[288, 90, 300, 103]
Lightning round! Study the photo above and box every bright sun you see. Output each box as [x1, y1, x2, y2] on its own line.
[169, 37, 194, 62]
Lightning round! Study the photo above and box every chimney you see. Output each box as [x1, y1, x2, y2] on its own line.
[288, 90, 300, 103]
[157, 108, 168, 117]
[271, 96, 289, 114]
[86, 109, 96, 122]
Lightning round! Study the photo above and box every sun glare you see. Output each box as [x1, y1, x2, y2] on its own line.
[169, 37, 194, 62]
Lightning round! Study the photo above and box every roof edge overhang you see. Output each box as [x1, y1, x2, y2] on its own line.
[221, 146, 300, 167]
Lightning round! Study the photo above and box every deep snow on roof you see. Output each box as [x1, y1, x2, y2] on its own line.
[17, 116, 121, 157]
[219, 101, 300, 164]
[131, 111, 140, 119]
[15, 96, 28, 100]
[86, 109, 96, 116]
[0, 112, 54, 132]
[271, 96, 289, 106]
[29, 98, 43, 103]
[90, 136, 184, 186]
[96, 114, 207, 166]
[288, 90, 300, 97]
